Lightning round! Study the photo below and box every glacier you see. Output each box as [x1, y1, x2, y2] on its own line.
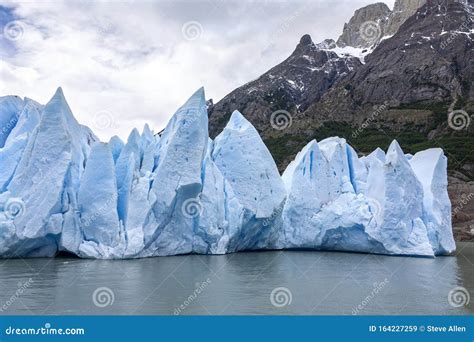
[0, 87, 455, 258]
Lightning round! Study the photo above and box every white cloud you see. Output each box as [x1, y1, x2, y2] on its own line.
[0, 0, 395, 140]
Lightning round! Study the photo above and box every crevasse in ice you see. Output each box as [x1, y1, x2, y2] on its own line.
[0, 88, 455, 258]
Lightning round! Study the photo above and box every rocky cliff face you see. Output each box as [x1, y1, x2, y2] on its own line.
[385, 0, 427, 36]
[303, 0, 472, 120]
[336, 2, 391, 48]
[449, 173, 474, 241]
[335, 0, 429, 49]
[208, 34, 361, 138]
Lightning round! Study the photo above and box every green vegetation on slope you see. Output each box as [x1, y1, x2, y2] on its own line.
[264, 121, 474, 178]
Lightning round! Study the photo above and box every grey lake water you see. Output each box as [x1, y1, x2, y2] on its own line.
[0, 243, 473, 315]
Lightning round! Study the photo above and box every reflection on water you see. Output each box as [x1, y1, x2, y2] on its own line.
[0, 243, 473, 315]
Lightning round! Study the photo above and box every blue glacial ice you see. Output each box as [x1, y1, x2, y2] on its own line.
[212, 111, 287, 251]
[0, 88, 456, 258]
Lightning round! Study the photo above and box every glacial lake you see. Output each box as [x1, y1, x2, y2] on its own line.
[0, 242, 473, 315]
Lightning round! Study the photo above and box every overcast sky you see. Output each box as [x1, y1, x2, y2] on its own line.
[0, 0, 394, 140]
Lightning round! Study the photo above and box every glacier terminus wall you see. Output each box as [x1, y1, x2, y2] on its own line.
[0, 88, 456, 258]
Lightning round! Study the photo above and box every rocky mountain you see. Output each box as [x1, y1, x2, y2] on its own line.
[208, 0, 474, 241]
[336, 0, 429, 48]
[385, 0, 427, 36]
[336, 2, 391, 48]
[338, 0, 470, 103]
[208, 35, 361, 138]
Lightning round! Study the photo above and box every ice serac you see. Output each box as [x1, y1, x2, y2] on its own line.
[0, 87, 456, 259]
[212, 111, 286, 251]
[2, 88, 93, 257]
[409, 148, 455, 255]
[281, 138, 448, 256]
[0, 96, 24, 148]
[366, 141, 434, 256]
[142, 87, 208, 256]
[77, 142, 123, 258]
[109, 135, 124, 163]
[282, 140, 326, 248]
[0, 99, 41, 192]
[281, 140, 314, 192]
[193, 140, 243, 254]
[346, 144, 367, 194]
[124, 126, 160, 258]
[318, 137, 355, 197]
[282, 138, 384, 253]
[115, 128, 141, 226]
